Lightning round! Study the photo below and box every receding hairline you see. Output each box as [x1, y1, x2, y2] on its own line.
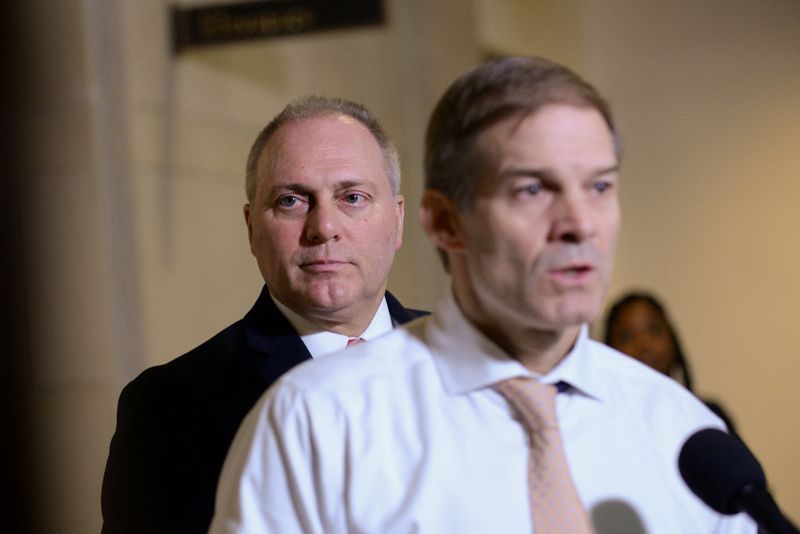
[249, 113, 398, 200]
[476, 102, 620, 170]
[245, 96, 401, 203]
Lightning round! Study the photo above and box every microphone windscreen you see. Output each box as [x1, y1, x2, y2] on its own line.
[678, 427, 766, 514]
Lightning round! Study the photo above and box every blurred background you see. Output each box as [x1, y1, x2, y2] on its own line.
[3, 0, 799, 531]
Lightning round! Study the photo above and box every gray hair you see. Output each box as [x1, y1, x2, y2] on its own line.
[425, 55, 621, 211]
[245, 95, 401, 203]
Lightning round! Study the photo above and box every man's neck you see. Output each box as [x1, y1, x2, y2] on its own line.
[451, 286, 582, 375]
[491, 324, 581, 374]
[270, 292, 387, 338]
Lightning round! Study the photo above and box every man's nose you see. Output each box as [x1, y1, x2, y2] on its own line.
[304, 201, 341, 243]
[548, 193, 595, 243]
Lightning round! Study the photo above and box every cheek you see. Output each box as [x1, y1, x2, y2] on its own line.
[376, 211, 402, 245]
[256, 222, 298, 258]
[601, 212, 622, 252]
[472, 236, 532, 289]
[357, 217, 400, 266]
[471, 217, 539, 268]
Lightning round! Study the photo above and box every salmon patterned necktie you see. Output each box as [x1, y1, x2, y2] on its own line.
[495, 377, 593, 533]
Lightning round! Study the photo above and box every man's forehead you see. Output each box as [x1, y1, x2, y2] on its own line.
[489, 103, 609, 135]
[262, 117, 369, 164]
[464, 106, 617, 200]
[255, 130, 388, 197]
[267, 178, 376, 194]
[479, 106, 615, 159]
[269, 114, 368, 144]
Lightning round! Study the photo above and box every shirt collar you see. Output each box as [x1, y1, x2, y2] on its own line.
[426, 288, 603, 400]
[270, 293, 393, 358]
[540, 325, 604, 400]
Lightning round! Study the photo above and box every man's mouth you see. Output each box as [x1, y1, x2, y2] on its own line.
[300, 259, 349, 272]
[562, 265, 592, 276]
[549, 263, 595, 283]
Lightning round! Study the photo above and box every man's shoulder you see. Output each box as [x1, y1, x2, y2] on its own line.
[588, 339, 684, 389]
[112, 310, 289, 440]
[587, 338, 724, 429]
[129, 318, 247, 389]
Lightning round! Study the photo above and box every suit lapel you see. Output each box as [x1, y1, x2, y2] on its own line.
[386, 290, 428, 325]
[240, 286, 312, 386]
[239, 286, 427, 386]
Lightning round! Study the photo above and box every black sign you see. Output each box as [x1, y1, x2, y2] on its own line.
[172, 1, 385, 53]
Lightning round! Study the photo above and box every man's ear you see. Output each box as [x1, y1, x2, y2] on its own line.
[419, 189, 466, 253]
[243, 203, 254, 246]
[393, 194, 405, 251]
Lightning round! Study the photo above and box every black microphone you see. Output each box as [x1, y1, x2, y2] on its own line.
[678, 427, 799, 534]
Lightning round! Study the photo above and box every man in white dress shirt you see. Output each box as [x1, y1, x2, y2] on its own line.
[211, 57, 755, 533]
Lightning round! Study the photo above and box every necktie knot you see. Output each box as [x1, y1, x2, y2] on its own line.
[495, 377, 558, 433]
[346, 337, 365, 348]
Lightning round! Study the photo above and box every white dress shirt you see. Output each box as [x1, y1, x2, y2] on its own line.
[271, 294, 393, 357]
[211, 290, 755, 534]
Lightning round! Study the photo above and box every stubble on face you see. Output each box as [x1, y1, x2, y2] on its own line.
[246, 115, 403, 334]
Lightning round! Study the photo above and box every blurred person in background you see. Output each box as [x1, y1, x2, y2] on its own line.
[604, 290, 737, 433]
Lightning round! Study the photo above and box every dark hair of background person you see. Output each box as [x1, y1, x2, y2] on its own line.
[603, 291, 738, 434]
[604, 292, 695, 389]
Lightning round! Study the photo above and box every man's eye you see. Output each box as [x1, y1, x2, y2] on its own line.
[277, 195, 301, 208]
[517, 183, 542, 196]
[593, 181, 613, 193]
[343, 193, 365, 204]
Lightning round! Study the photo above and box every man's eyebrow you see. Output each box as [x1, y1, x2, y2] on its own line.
[499, 164, 620, 180]
[594, 165, 620, 177]
[498, 168, 554, 180]
[267, 183, 312, 197]
[335, 179, 370, 190]
[266, 179, 377, 197]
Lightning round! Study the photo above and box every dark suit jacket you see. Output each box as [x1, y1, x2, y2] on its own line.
[101, 286, 426, 534]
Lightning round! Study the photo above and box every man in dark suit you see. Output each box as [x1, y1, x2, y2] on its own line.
[101, 96, 426, 534]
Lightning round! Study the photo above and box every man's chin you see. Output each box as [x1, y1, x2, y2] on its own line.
[305, 296, 354, 315]
[548, 296, 604, 326]
[302, 284, 361, 314]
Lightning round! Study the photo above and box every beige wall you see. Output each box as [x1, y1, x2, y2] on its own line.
[16, 0, 799, 531]
[16, 1, 125, 532]
[478, 0, 800, 521]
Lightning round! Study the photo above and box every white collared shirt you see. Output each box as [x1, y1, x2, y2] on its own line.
[271, 294, 393, 358]
[212, 290, 755, 534]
